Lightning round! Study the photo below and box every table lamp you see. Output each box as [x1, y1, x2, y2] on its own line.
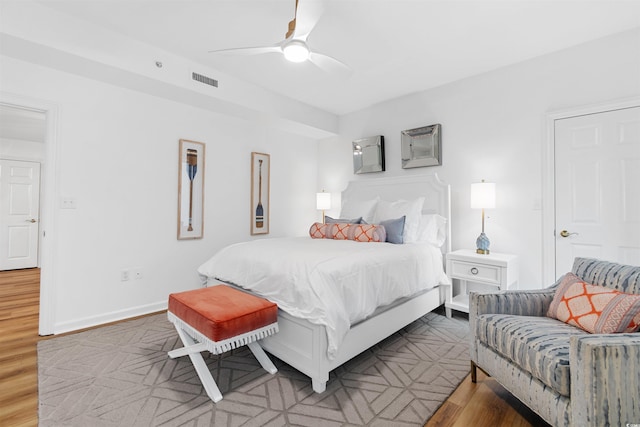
[316, 191, 331, 224]
[470, 180, 496, 254]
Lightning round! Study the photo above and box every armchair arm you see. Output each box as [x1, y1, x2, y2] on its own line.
[469, 289, 556, 365]
[570, 334, 640, 427]
[469, 288, 556, 318]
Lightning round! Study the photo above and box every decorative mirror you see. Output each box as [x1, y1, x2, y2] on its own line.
[353, 135, 385, 174]
[401, 124, 442, 168]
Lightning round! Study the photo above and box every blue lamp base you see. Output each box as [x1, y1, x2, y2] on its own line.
[476, 232, 490, 254]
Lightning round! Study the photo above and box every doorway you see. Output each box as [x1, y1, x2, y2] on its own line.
[543, 98, 640, 284]
[0, 94, 59, 336]
[0, 106, 46, 270]
[554, 106, 640, 276]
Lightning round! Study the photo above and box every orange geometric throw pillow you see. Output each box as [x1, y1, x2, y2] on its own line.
[309, 222, 328, 239]
[308, 222, 386, 243]
[547, 272, 640, 334]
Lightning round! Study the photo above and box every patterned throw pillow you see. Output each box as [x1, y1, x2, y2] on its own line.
[547, 272, 640, 334]
[309, 222, 328, 239]
[308, 222, 386, 243]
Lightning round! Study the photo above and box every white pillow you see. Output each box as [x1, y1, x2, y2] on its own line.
[340, 197, 379, 224]
[373, 197, 425, 243]
[416, 214, 448, 247]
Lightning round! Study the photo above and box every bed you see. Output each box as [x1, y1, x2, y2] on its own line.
[197, 174, 451, 393]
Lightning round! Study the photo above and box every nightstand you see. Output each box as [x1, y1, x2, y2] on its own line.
[444, 249, 519, 317]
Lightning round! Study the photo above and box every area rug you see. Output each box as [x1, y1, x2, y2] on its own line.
[38, 309, 470, 426]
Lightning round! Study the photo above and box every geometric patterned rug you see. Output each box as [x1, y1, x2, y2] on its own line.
[38, 309, 470, 426]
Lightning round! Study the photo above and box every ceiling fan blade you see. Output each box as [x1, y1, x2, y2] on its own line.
[291, 0, 323, 40]
[309, 52, 351, 76]
[209, 44, 282, 56]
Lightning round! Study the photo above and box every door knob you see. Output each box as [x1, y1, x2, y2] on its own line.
[559, 230, 578, 238]
[26, 219, 37, 223]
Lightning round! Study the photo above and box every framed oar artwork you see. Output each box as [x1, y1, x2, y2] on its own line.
[177, 139, 205, 239]
[250, 152, 270, 235]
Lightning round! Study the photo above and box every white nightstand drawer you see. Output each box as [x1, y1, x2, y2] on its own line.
[449, 260, 501, 285]
[444, 249, 518, 317]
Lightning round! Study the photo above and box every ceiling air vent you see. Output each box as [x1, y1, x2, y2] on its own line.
[192, 72, 218, 88]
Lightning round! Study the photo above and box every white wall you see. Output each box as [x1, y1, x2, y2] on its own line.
[1, 55, 319, 333]
[318, 28, 640, 288]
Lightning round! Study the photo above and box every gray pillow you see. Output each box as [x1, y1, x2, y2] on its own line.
[380, 216, 406, 244]
[325, 216, 362, 224]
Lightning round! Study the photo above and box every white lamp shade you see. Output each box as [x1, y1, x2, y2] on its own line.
[316, 192, 331, 210]
[470, 182, 496, 209]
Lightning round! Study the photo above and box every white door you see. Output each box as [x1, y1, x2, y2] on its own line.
[554, 106, 640, 277]
[0, 159, 41, 270]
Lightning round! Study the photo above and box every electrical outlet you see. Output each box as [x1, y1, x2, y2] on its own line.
[121, 270, 130, 281]
[133, 269, 143, 280]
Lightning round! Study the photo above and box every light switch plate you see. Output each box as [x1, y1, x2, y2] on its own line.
[61, 197, 77, 209]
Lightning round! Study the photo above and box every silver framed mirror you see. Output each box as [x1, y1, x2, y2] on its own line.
[353, 135, 385, 174]
[401, 124, 442, 168]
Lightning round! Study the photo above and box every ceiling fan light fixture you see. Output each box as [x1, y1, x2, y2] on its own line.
[282, 40, 310, 63]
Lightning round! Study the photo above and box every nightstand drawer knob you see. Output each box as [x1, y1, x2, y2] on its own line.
[470, 267, 479, 275]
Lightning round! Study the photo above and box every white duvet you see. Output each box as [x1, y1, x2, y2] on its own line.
[197, 237, 449, 359]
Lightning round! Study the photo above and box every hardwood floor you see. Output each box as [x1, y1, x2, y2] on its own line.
[425, 370, 550, 427]
[0, 268, 40, 427]
[1, 268, 549, 427]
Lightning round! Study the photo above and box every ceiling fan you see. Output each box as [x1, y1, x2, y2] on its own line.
[209, 0, 349, 75]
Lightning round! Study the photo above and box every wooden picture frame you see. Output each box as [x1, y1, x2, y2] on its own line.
[177, 139, 205, 239]
[250, 152, 270, 235]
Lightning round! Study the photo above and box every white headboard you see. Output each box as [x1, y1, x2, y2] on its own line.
[341, 174, 452, 254]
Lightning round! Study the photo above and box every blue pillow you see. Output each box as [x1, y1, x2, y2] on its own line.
[325, 216, 362, 224]
[380, 216, 406, 244]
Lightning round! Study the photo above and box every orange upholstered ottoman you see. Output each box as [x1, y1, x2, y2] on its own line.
[167, 284, 278, 402]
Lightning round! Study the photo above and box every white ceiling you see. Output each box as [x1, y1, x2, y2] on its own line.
[29, 0, 640, 115]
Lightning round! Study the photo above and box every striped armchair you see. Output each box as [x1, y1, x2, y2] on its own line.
[470, 258, 640, 427]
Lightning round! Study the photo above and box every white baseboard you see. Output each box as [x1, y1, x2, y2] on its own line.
[52, 300, 168, 335]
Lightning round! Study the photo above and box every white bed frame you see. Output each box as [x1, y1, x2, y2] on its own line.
[258, 174, 451, 393]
